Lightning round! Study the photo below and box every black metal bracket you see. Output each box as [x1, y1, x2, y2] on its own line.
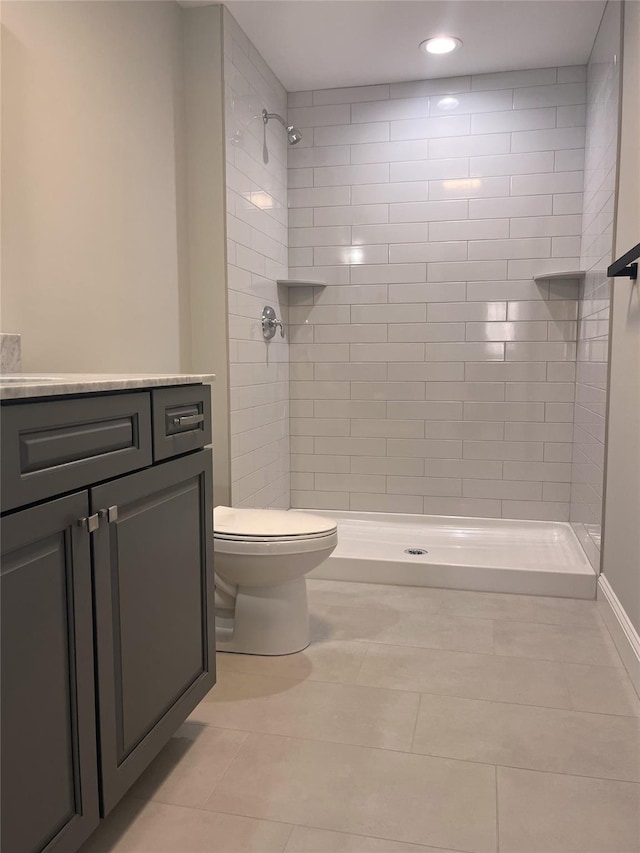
[607, 242, 640, 280]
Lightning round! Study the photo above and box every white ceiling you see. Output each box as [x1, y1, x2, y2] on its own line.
[222, 0, 606, 92]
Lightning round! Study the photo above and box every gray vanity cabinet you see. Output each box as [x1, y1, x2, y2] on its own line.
[1, 382, 215, 852]
[1, 493, 100, 853]
[90, 449, 216, 815]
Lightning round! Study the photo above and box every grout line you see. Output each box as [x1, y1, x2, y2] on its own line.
[188, 718, 446, 759]
[304, 618, 622, 669]
[201, 804, 473, 853]
[159, 721, 640, 790]
[281, 821, 296, 853]
[218, 643, 637, 718]
[198, 723, 640, 784]
[408, 692, 422, 753]
[125, 795, 324, 848]
[186, 729, 251, 805]
[350, 634, 624, 667]
[309, 594, 605, 627]
[280, 823, 468, 853]
[213, 661, 639, 721]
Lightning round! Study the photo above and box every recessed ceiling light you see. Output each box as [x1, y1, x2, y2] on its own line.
[420, 36, 462, 55]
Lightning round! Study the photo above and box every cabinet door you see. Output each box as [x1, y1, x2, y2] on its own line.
[91, 449, 215, 815]
[1, 493, 99, 853]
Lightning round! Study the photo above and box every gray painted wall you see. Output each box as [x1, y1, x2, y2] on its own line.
[602, 0, 640, 633]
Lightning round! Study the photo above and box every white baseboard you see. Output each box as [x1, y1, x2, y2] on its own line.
[597, 574, 640, 698]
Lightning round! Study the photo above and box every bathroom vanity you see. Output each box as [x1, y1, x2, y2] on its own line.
[0, 374, 216, 853]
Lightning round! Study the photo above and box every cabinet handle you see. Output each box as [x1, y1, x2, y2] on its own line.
[78, 514, 100, 533]
[98, 505, 119, 523]
[172, 414, 204, 427]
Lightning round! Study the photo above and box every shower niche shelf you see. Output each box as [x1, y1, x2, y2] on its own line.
[532, 270, 586, 282]
[277, 279, 326, 288]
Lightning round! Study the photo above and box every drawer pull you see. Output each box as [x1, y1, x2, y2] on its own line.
[172, 414, 204, 428]
[78, 514, 100, 533]
[98, 505, 119, 523]
[152, 386, 211, 460]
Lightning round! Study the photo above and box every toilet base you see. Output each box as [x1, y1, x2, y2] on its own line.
[215, 577, 310, 655]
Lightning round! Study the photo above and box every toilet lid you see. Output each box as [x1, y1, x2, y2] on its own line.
[214, 506, 337, 539]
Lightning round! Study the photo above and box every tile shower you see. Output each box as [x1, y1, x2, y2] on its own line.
[287, 67, 587, 522]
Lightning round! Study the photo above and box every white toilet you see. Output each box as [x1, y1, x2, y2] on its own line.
[213, 506, 338, 655]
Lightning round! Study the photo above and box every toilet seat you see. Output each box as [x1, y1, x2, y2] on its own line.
[214, 506, 337, 543]
[214, 531, 337, 557]
[215, 530, 336, 543]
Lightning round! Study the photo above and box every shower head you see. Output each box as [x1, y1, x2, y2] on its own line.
[262, 109, 303, 145]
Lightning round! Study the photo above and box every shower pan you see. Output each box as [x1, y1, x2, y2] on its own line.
[301, 511, 595, 599]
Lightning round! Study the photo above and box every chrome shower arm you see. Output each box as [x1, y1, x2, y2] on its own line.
[262, 109, 288, 128]
[262, 108, 303, 145]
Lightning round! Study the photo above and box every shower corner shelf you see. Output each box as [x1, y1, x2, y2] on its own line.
[532, 269, 586, 282]
[277, 279, 327, 288]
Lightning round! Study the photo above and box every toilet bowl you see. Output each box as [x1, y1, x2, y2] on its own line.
[213, 506, 338, 655]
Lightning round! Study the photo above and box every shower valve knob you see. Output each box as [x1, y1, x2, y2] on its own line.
[262, 305, 285, 340]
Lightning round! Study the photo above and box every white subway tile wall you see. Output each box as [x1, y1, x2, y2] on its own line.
[570, 2, 621, 555]
[224, 10, 290, 507]
[287, 67, 586, 520]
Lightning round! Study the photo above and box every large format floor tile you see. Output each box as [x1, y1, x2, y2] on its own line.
[127, 723, 247, 808]
[412, 693, 640, 781]
[216, 639, 369, 685]
[81, 580, 640, 853]
[285, 826, 449, 852]
[497, 766, 640, 852]
[356, 641, 572, 708]
[307, 581, 605, 631]
[493, 619, 622, 667]
[564, 662, 640, 716]
[306, 580, 444, 614]
[205, 733, 498, 853]
[79, 797, 292, 853]
[190, 671, 420, 751]
[435, 587, 603, 627]
[312, 603, 495, 653]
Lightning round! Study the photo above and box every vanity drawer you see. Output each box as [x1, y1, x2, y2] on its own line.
[1, 392, 152, 512]
[151, 384, 212, 461]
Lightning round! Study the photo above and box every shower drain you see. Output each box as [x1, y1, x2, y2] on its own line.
[404, 548, 428, 556]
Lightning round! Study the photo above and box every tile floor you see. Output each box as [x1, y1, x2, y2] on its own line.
[81, 581, 640, 853]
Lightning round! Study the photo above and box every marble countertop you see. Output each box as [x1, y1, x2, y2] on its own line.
[0, 373, 216, 400]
